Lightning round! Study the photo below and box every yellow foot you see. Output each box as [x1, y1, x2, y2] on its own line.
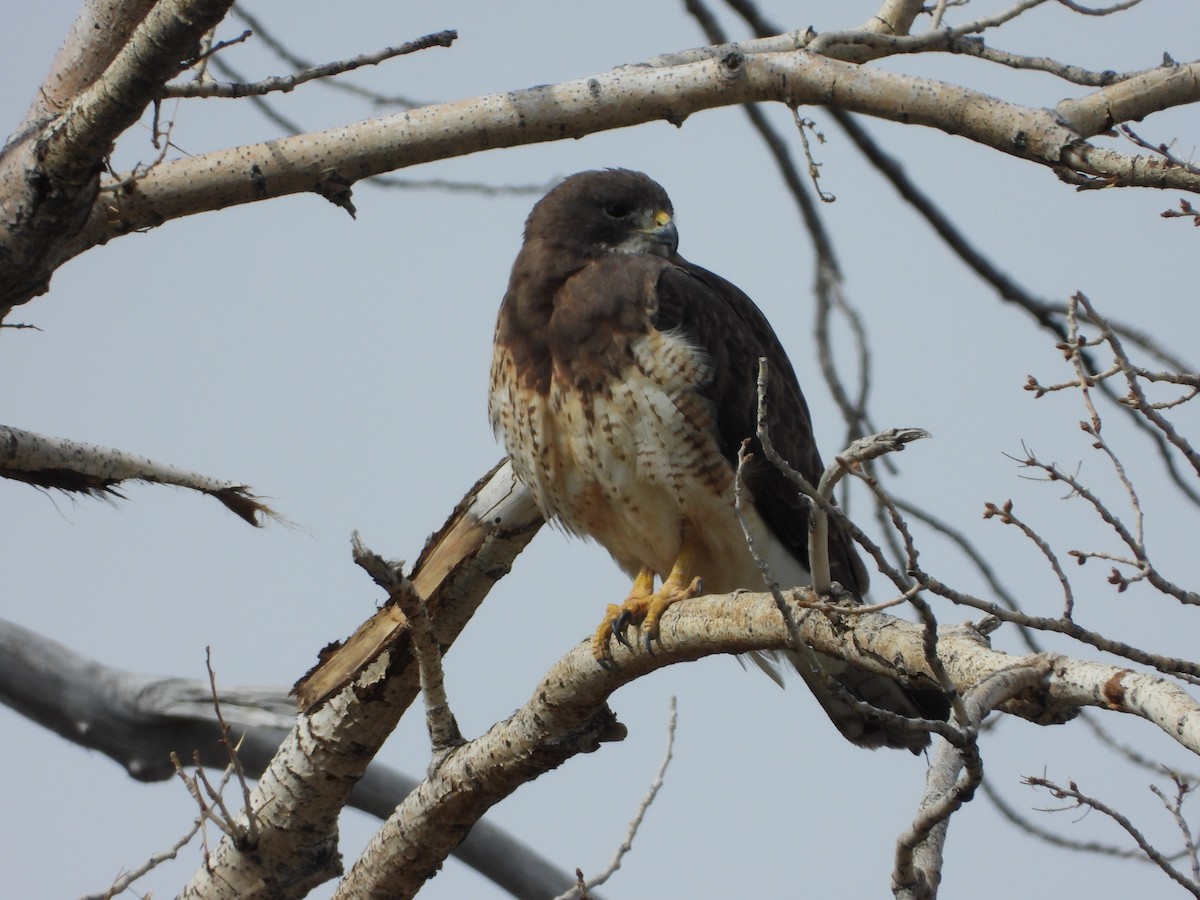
[592, 572, 703, 662]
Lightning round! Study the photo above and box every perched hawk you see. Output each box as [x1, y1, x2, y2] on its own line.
[489, 169, 947, 751]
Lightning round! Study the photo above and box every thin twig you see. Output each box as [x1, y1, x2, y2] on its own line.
[229, 6, 434, 107]
[1025, 776, 1200, 897]
[792, 112, 835, 202]
[170, 752, 240, 840]
[1150, 775, 1200, 884]
[982, 500, 1076, 619]
[205, 647, 257, 845]
[1076, 293, 1200, 480]
[165, 30, 458, 98]
[892, 497, 1043, 654]
[85, 816, 204, 900]
[982, 776, 1168, 860]
[809, 0, 1049, 56]
[554, 698, 679, 900]
[1009, 447, 1200, 606]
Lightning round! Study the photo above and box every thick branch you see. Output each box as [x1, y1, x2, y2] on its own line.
[336, 590, 1200, 898]
[0, 0, 234, 308]
[7, 43, 1196, 311]
[11, 0, 158, 138]
[292, 459, 543, 710]
[182, 461, 543, 899]
[0, 618, 586, 900]
[40, 0, 235, 182]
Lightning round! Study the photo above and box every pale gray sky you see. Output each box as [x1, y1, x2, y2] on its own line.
[4, 2, 1199, 897]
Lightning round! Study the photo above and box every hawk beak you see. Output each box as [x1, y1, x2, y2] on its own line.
[639, 210, 678, 257]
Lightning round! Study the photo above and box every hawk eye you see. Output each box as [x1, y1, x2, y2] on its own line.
[603, 203, 633, 219]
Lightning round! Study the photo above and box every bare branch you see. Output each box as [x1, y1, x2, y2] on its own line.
[1025, 776, 1200, 896]
[895, 665, 1046, 899]
[40, 0, 235, 184]
[331, 585, 1200, 897]
[0, 425, 271, 525]
[11, 0, 158, 140]
[1150, 775, 1200, 884]
[350, 531, 464, 759]
[982, 499, 1076, 618]
[186, 461, 543, 897]
[14, 42, 1196, 313]
[556, 698, 678, 900]
[228, 5, 433, 108]
[203, 648, 257, 845]
[164, 30, 458, 99]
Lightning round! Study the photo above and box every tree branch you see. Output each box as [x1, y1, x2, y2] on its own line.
[0, 0, 236, 308]
[10, 0, 158, 141]
[0, 617, 589, 900]
[333, 587, 1200, 898]
[182, 461, 542, 898]
[9, 38, 1198, 312]
[0, 424, 270, 525]
[163, 30, 458, 99]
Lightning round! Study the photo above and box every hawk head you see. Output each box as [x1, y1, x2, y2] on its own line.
[525, 169, 679, 259]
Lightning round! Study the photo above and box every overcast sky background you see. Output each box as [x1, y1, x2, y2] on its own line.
[4, 1, 1200, 897]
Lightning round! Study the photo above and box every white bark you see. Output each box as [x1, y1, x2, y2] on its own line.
[330, 584, 1200, 898]
[183, 461, 542, 899]
[0, 618, 585, 899]
[0, 424, 268, 524]
[5, 12, 1199, 310]
[71, 51, 1200, 248]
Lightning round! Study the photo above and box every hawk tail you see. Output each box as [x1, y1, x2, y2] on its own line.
[786, 650, 951, 754]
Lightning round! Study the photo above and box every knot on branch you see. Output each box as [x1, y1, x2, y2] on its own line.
[315, 169, 357, 218]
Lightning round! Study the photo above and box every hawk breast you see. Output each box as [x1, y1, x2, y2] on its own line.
[489, 257, 742, 582]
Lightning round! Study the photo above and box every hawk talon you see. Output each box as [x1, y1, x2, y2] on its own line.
[612, 608, 635, 637]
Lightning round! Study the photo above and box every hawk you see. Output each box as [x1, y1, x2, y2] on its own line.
[489, 169, 947, 751]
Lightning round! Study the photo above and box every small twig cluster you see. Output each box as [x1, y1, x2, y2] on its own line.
[1025, 775, 1200, 897]
[170, 650, 259, 854]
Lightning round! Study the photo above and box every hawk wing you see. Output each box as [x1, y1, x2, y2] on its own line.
[652, 261, 951, 751]
[653, 261, 869, 597]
